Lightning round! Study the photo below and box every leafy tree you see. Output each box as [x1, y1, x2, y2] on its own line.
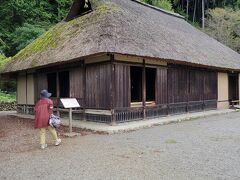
[0, 54, 15, 92]
[12, 23, 46, 51]
[0, 0, 73, 56]
[205, 8, 240, 53]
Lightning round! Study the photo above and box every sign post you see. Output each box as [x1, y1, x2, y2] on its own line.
[60, 98, 80, 137]
[69, 108, 72, 133]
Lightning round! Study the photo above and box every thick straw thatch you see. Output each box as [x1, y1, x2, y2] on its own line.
[3, 0, 240, 73]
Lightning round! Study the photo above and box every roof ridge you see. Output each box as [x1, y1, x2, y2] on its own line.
[131, 0, 185, 20]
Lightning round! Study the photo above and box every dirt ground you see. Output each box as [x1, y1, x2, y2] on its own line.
[0, 115, 93, 153]
[1, 112, 240, 180]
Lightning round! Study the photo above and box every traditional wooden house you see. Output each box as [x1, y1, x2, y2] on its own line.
[1, 0, 240, 124]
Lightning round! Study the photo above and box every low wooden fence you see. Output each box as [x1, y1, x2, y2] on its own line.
[16, 100, 217, 124]
[115, 100, 217, 123]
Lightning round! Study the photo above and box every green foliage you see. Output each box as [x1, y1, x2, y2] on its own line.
[205, 8, 240, 53]
[0, 54, 11, 71]
[165, 139, 177, 144]
[0, 54, 16, 93]
[0, 0, 73, 57]
[143, 0, 173, 11]
[12, 23, 46, 51]
[0, 91, 16, 102]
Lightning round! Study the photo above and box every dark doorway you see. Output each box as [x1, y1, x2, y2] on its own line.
[47, 73, 57, 97]
[146, 68, 156, 101]
[228, 73, 239, 104]
[59, 71, 69, 97]
[131, 66, 142, 102]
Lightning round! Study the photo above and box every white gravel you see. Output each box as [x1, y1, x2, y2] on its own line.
[1, 112, 240, 180]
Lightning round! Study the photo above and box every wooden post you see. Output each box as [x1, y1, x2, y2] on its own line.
[142, 60, 146, 119]
[56, 72, 60, 117]
[69, 108, 73, 133]
[25, 72, 28, 114]
[83, 60, 87, 121]
[110, 54, 116, 125]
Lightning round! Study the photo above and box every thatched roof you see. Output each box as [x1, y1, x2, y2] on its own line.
[3, 0, 240, 73]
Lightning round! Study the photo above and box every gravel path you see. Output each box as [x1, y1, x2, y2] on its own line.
[1, 112, 240, 180]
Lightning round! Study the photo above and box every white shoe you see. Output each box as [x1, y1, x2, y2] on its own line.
[55, 139, 61, 146]
[40, 144, 48, 149]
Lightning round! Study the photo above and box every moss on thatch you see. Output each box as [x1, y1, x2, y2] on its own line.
[13, 2, 120, 63]
[0, 54, 11, 71]
[2, 0, 240, 73]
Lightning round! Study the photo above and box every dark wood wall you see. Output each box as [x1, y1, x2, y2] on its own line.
[156, 67, 168, 104]
[33, 61, 217, 111]
[69, 67, 84, 106]
[204, 71, 218, 100]
[114, 64, 130, 108]
[167, 66, 217, 103]
[189, 70, 204, 101]
[85, 63, 112, 109]
[167, 67, 189, 103]
[35, 73, 47, 102]
[113, 63, 217, 107]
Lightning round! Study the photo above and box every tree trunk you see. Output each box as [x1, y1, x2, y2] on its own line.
[193, 0, 197, 22]
[202, 0, 205, 29]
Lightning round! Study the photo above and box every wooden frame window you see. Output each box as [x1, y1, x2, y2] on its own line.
[130, 66, 156, 107]
[130, 66, 142, 103]
[229, 73, 239, 103]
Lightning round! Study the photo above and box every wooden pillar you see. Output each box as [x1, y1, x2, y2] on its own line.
[110, 54, 116, 125]
[142, 59, 146, 119]
[186, 68, 190, 113]
[25, 71, 28, 114]
[203, 72, 206, 110]
[56, 72, 60, 116]
[83, 60, 87, 121]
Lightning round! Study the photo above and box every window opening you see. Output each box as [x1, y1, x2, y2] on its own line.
[229, 73, 239, 103]
[146, 68, 156, 102]
[47, 73, 57, 97]
[131, 66, 142, 102]
[59, 71, 70, 98]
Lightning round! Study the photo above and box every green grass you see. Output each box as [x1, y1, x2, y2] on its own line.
[165, 139, 177, 144]
[0, 91, 16, 102]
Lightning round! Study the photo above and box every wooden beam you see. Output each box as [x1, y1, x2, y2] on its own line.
[110, 54, 117, 125]
[56, 72, 60, 116]
[142, 59, 146, 119]
[83, 60, 87, 121]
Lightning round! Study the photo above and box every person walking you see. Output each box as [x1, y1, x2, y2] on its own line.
[34, 89, 61, 149]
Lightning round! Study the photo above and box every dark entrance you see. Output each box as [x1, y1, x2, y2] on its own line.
[146, 68, 156, 102]
[59, 71, 69, 97]
[228, 73, 239, 104]
[47, 73, 57, 97]
[47, 71, 70, 98]
[130, 66, 142, 102]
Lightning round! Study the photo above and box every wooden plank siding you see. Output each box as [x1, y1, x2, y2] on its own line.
[36, 73, 47, 101]
[204, 71, 218, 100]
[69, 67, 85, 106]
[189, 70, 204, 101]
[167, 67, 189, 103]
[156, 67, 168, 104]
[85, 63, 111, 109]
[30, 59, 218, 123]
[114, 64, 131, 108]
